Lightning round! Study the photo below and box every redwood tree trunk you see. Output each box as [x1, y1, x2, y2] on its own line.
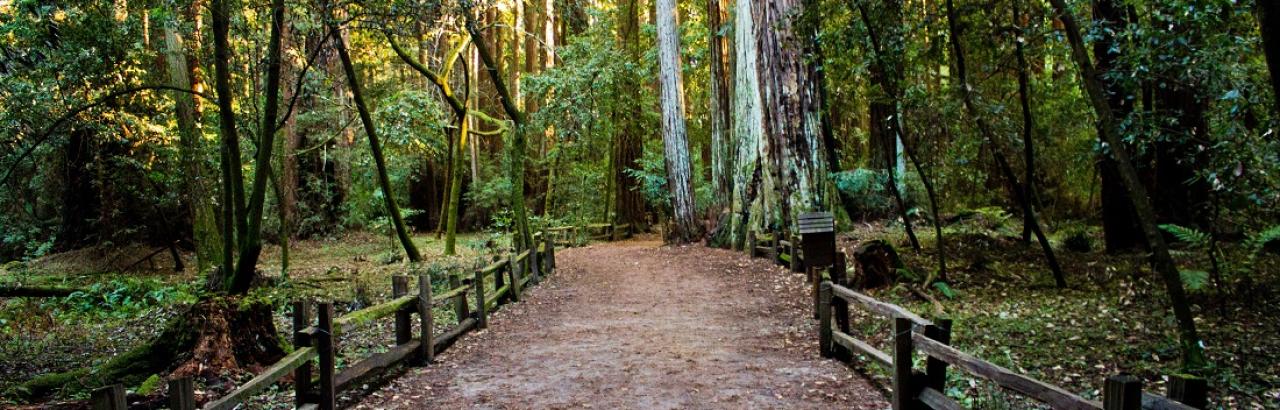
[708, 0, 733, 209]
[753, 0, 828, 232]
[656, 0, 703, 243]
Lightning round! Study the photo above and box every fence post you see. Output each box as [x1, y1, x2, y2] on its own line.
[789, 235, 803, 273]
[91, 384, 126, 410]
[773, 235, 783, 265]
[474, 269, 488, 329]
[811, 266, 822, 320]
[545, 231, 556, 272]
[509, 253, 523, 301]
[448, 272, 470, 320]
[317, 302, 336, 410]
[923, 318, 952, 392]
[1103, 374, 1142, 410]
[168, 376, 195, 410]
[1167, 374, 1208, 409]
[292, 300, 314, 407]
[393, 276, 412, 345]
[418, 274, 435, 364]
[818, 281, 833, 358]
[892, 317, 915, 410]
[830, 253, 851, 334]
[746, 231, 757, 257]
[530, 244, 543, 285]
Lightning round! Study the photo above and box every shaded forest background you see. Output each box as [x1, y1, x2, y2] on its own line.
[1, 0, 1279, 406]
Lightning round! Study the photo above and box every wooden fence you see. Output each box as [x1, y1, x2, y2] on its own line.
[87, 224, 641, 410]
[544, 222, 633, 247]
[748, 230, 1209, 410]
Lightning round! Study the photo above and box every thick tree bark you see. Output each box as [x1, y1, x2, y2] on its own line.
[656, 0, 703, 243]
[729, 0, 768, 250]
[753, 0, 828, 233]
[327, 7, 423, 263]
[1048, 0, 1206, 370]
[708, 0, 733, 211]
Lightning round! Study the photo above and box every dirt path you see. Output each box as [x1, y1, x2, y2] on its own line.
[355, 239, 887, 409]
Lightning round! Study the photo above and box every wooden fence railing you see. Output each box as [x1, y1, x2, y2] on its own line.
[544, 222, 634, 247]
[747, 230, 1209, 410]
[91, 232, 559, 410]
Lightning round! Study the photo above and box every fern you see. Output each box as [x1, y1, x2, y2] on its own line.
[1179, 270, 1210, 291]
[1159, 224, 1211, 248]
[1246, 225, 1280, 254]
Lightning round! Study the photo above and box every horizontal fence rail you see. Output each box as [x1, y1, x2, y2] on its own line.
[747, 230, 1208, 410]
[89, 224, 643, 410]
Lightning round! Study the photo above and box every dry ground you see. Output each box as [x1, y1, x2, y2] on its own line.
[355, 238, 886, 409]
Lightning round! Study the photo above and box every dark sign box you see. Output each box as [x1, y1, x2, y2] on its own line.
[798, 212, 836, 267]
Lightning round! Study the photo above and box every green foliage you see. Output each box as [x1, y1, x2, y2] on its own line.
[625, 139, 673, 212]
[1160, 224, 1212, 248]
[832, 169, 911, 219]
[46, 278, 195, 319]
[134, 374, 161, 395]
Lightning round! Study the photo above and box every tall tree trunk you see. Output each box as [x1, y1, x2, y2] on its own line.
[1047, 0, 1207, 370]
[1014, 0, 1036, 244]
[855, 2, 920, 251]
[230, 0, 289, 292]
[753, 0, 828, 232]
[729, 0, 767, 249]
[163, 10, 220, 274]
[1093, 0, 1144, 253]
[462, 4, 534, 251]
[708, 0, 733, 211]
[613, 0, 647, 230]
[656, 0, 702, 243]
[1260, 0, 1280, 118]
[327, 8, 423, 263]
[1151, 6, 1211, 231]
[944, 0, 1064, 287]
[210, 0, 243, 286]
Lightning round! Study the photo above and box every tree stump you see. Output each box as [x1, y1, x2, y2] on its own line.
[852, 240, 902, 289]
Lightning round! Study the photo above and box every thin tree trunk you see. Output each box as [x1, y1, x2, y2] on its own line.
[461, 4, 534, 251]
[163, 12, 220, 274]
[210, 0, 243, 286]
[1014, 0, 1035, 244]
[328, 8, 423, 262]
[656, 0, 702, 243]
[1259, 0, 1280, 119]
[944, 0, 1064, 287]
[855, 1, 920, 251]
[1047, 0, 1206, 370]
[229, 0, 289, 292]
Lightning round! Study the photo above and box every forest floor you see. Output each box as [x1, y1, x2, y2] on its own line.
[2, 215, 1278, 408]
[838, 218, 1280, 408]
[350, 238, 887, 409]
